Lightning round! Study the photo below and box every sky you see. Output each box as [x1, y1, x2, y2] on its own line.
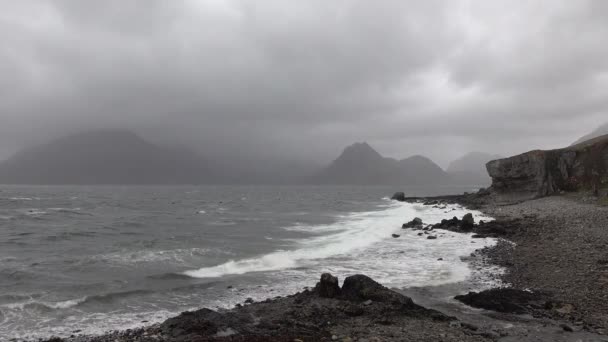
[1, 0, 607, 167]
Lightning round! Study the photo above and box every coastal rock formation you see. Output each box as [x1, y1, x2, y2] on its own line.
[402, 217, 423, 228]
[314, 273, 341, 298]
[455, 288, 547, 315]
[67, 273, 485, 342]
[486, 134, 608, 201]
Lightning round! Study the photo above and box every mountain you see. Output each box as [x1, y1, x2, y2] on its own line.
[446, 152, 502, 186]
[0, 130, 215, 184]
[311, 142, 449, 185]
[572, 122, 608, 145]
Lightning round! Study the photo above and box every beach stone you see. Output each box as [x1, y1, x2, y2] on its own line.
[315, 273, 341, 298]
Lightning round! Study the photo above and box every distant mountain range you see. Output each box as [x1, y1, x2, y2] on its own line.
[572, 122, 608, 145]
[311, 142, 449, 185]
[0, 130, 215, 184]
[0, 130, 494, 186]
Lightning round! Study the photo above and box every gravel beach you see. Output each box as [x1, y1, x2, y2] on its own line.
[482, 194, 608, 335]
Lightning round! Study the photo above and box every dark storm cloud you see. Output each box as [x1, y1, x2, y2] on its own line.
[1, 0, 607, 165]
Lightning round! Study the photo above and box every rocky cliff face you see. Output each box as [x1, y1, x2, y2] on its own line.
[486, 135, 608, 201]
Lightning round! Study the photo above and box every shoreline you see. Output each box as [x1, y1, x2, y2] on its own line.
[38, 193, 608, 341]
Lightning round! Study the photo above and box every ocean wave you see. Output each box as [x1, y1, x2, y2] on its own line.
[0, 288, 154, 312]
[93, 247, 229, 266]
[0, 297, 87, 311]
[184, 201, 409, 278]
[183, 201, 495, 281]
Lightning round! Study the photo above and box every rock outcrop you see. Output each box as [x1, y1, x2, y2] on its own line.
[486, 134, 608, 201]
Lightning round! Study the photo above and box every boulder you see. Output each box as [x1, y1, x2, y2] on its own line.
[454, 288, 547, 314]
[314, 273, 341, 298]
[340, 275, 413, 306]
[432, 217, 460, 230]
[402, 217, 423, 229]
[391, 192, 406, 201]
[460, 213, 475, 231]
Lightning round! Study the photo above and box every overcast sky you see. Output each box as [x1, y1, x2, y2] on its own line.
[1, 0, 607, 167]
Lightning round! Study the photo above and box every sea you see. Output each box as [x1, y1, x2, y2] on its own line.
[0, 185, 498, 340]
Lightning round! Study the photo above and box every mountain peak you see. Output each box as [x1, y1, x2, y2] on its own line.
[338, 142, 383, 161]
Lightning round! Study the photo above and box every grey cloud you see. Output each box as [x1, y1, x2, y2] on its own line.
[0, 0, 607, 166]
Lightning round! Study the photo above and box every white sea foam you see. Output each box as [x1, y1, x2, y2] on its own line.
[183, 201, 496, 286]
[95, 248, 227, 266]
[0, 297, 87, 311]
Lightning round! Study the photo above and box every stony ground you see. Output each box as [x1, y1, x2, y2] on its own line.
[482, 194, 608, 335]
[42, 275, 492, 342]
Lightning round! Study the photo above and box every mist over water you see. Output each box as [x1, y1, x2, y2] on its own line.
[0, 185, 497, 340]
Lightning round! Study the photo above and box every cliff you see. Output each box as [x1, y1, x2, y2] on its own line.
[486, 134, 608, 201]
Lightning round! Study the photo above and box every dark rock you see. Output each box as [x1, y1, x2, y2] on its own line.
[391, 234, 400, 238]
[340, 274, 414, 307]
[460, 213, 475, 230]
[560, 324, 574, 332]
[432, 216, 460, 230]
[486, 135, 608, 201]
[244, 298, 254, 304]
[402, 217, 423, 229]
[454, 288, 547, 314]
[314, 273, 341, 298]
[427, 235, 437, 240]
[160, 308, 221, 337]
[391, 192, 406, 201]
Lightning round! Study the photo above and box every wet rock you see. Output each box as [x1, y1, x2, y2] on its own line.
[391, 234, 400, 238]
[340, 275, 415, 307]
[315, 273, 341, 298]
[402, 217, 423, 229]
[391, 192, 406, 201]
[427, 235, 437, 240]
[454, 288, 547, 314]
[160, 308, 220, 338]
[460, 213, 475, 231]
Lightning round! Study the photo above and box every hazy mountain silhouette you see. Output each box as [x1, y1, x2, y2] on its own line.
[446, 152, 502, 186]
[0, 130, 215, 184]
[311, 142, 449, 185]
[572, 122, 608, 145]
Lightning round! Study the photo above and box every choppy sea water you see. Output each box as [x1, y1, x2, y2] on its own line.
[0, 185, 497, 340]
